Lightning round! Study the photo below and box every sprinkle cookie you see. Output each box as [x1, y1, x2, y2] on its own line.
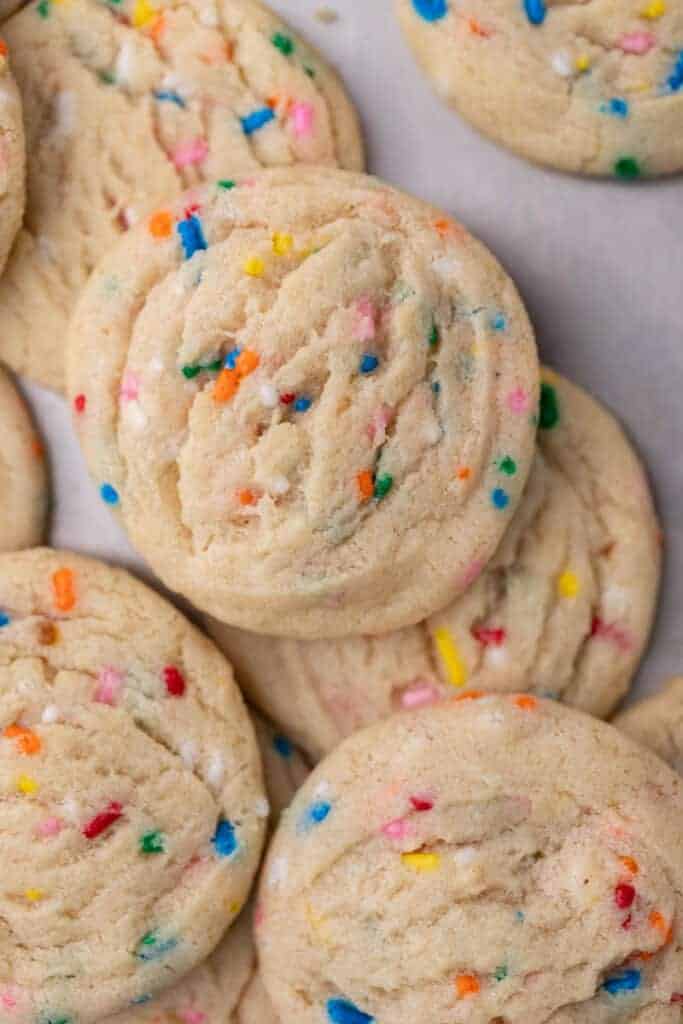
[68, 168, 538, 638]
[396, 0, 683, 177]
[0, 0, 364, 391]
[0, 367, 48, 552]
[206, 367, 661, 759]
[258, 696, 683, 1023]
[106, 714, 309, 1024]
[0, 38, 24, 273]
[0, 548, 267, 1024]
[616, 677, 683, 774]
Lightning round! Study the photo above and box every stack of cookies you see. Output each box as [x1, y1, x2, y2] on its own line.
[0, 1, 682, 1022]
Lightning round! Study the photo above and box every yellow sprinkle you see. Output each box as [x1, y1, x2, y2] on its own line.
[132, 0, 157, 27]
[575, 55, 591, 72]
[24, 888, 45, 902]
[17, 774, 38, 796]
[272, 232, 293, 255]
[401, 852, 441, 873]
[433, 627, 468, 688]
[243, 255, 265, 277]
[557, 571, 580, 599]
[641, 0, 665, 17]
[228, 901, 242, 916]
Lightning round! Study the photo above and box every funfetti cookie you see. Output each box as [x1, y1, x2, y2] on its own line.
[258, 695, 683, 1024]
[0, 39, 24, 272]
[0, 367, 48, 552]
[616, 678, 683, 774]
[0, 0, 364, 391]
[0, 548, 267, 1024]
[396, 0, 683, 178]
[67, 168, 539, 638]
[206, 367, 661, 760]
[104, 714, 309, 1024]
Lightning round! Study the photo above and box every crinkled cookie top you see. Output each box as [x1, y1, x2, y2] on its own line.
[616, 677, 683, 775]
[68, 168, 538, 638]
[0, 368, 48, 553]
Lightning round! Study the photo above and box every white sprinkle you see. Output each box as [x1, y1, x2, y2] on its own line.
[603, 585, 630, 618]
[37, 236, 56, 263]
[41, 705, 61, 724]
[180, 740, 198, 768]
[122, 401, 147, 432]
[423, 420, 442, 445]
[551, 50, 573, 77]
[53, 91, 76, 136]
[313, 780, 330, 799]
[485, 645, 508, 669]
[268, 856, 288, 887]
[115, 41, 135, 87]
[61, 797, 80, 823]
[123, 206, 139, 227]
[432, 256, 462, 280]
[254, 797, 270, 819]
[207, 753, 225, 789]
[454, 846, 477, 867]
[270, 475, 290, 496]
[260, 382, 279, 408]
[149, 356, 165, 376]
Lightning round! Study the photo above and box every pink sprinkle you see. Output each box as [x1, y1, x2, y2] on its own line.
[37, 817, 63, 838]
[618, 31, 656, 55]
[355, 297, 378, 342]
[119, 371, 139, 403]
[291, 102, 315, 138]
[507, 387, 530, 414]
[172, 138, 209, 169]
[367, 403, 393, 445]
[180, 1011, 206, 1024]
[590, 617, 634, 653]
[400, 681, 441, 709]
[381, 817, 414, 840]
[472, 626, 506, 647]
[1, 988, 19, 1011]
[461, 560, 484, 589]
[95, 667, 124, 706]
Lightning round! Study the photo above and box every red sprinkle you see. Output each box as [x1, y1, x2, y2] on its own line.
[615, 883, 636, 909]
[671, 994, 683, 1004]
[163, 665, 186, 697]
[74, 394, 86, 413]
[83, 801, 123, 840]
[472, 626, 506, 647]
[410, 796, 434, 812]
[280, 393, 296, 405]
[184, 202, 201, 218]
[622, 914, 632, 930]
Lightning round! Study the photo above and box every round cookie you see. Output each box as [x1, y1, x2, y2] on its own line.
[0, 548, 267, 1024]
[0, 0, 364, 391]
[0, 367, 48, 552]
[258, 695, 683, 1024]
[615, 677, 683, 774]
[207, 367, 661, 759]
[396, 0, 683, 178]
[0, 40, 24, 273]
[104, 713, 309, 1024]
[67, 168, 539, 638]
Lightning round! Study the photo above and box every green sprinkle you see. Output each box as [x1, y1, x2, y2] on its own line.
[182, 359, 222, 379]
[140, 831, 165, 855]
[271, 31, 294, 56]
[614, 156, 641, 181]
[428, 321, 440, 349]
[37, 0, 50, 17]
[539, 382, 560, 430]
[217, 179, 236, 190]
[98, 70, 116, 85]
[182, 365, 201, 380]
[304, 65, 316, 78]
[205, 359, 223, 372]
[498, 456, 517, 476]
[494, 965, 508, 982]
[374, 474, 393, 500]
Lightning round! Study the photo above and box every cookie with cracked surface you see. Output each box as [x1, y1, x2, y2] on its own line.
[0, 38, 24, 272]
[0, 367, 49, 552]
[206, 367, 661, 759]
[258, 694, 683, 1023]
[0, 548, 267, 1024]
[615, 677, 683, 774]
[396, 0, 683, 177]
[67, 168, 539, 638]
[0, 0, 364, 391]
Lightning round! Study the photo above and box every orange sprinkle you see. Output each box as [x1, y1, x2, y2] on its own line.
[52, 569, 76, 613]
[214, 368, 239, 404]
[434, 218, 453, 237]
[235, 349, 260, 378]
[4, 725, 41, 756]
[0, 40, 7, 57]
[455, 974, 480, 998]
[266, 95, 279, 109]
[620, 855, 639, 876]
[31, 438, 45, 460]
[38, 621, 59, 646]
[467, 17, 491, 36]
[149, 210, 172, 239]
[356, 470, 374, 502]
[237, 489, 258, 506]
[456, 466, 471, 480]
[649, 911, 673, 943]
[148, 12, 166, 43]
[453, 690, 484, 703]
[513, 695, 538, 711]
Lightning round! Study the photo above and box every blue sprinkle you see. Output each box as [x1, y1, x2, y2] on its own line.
[491, 313, 508, 331]
[359, 354, 379, 375]
[177, 215, 207, 261]
[100, 483, 119, 505]
[153, 89, 185, 108]
[327, 998, 374, 1024]
[294, 395, 312, 413]
[515, 910, 525, 922]
[666, 51, 683, 93]
[410, 0, 448, 22]
[0, 612, 10, 628]
[431, 380, 441, 394]
[492, 487, 510, 510]
[240, 107, 276, 135]
[602, 97, 629, 118]
[224, 347, 242, 369]
[523, 0, 546, 24]
[273, 734, 293, 758]
[299, 800, 331, 832]
[135, 933, 178, 962]
[602, 969, 641, 996]
[131, 996, 152, 1007]
[212, 819, 238, 858]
